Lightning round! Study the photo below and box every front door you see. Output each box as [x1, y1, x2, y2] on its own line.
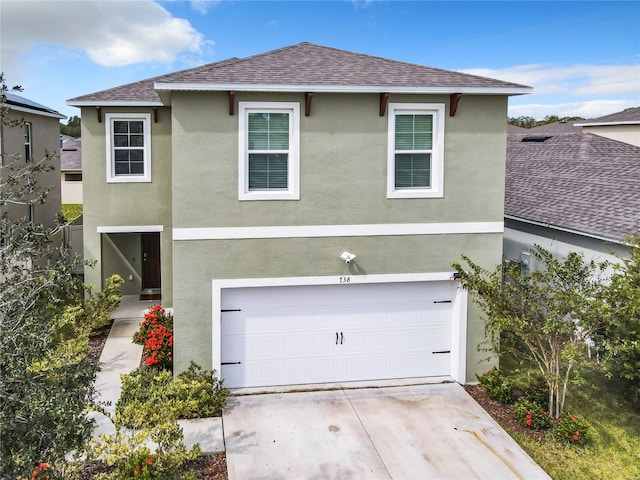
[141, 233, 161, 290]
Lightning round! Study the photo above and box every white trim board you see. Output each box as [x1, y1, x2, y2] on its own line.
[97, 225, 164, 233]
[211, 272, 468, 384]
[174, 221, 503, 240]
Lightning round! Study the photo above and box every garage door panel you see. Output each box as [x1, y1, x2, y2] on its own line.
[221, 282, 457, 388]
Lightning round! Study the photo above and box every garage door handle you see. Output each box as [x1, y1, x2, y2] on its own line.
[340, 332, 344, 344]
[432, 350, 450, 354]
[221, 362, 242, 365]
[336, 332, 339, 344]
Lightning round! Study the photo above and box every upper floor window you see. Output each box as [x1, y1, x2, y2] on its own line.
[387, 103, 445, 198]
[238, 102, 300, 200]
[105, 113, 151, 183]
[24, 123, 32, 162]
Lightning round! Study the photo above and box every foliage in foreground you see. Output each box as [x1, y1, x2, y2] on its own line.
[116, 362, 229, 429]
[601, 237, 640, 410]
[87, 422, 201, 480]
[453, 245, 608, 418]
[0, 75, 124, 478]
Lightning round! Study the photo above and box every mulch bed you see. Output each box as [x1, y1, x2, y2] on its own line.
[464, 384, 547, 443]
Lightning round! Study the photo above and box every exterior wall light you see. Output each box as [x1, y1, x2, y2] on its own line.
[340, 251, 356, 264]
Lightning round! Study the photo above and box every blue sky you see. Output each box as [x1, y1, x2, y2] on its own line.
[1, 0, 639, 121]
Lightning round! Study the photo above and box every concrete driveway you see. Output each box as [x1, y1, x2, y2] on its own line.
[223, 383, 550, 480]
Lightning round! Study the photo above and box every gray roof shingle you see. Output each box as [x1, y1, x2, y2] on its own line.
[506, 132, 640, 241]
[68, 43, 529, 104]
[60, 135, 81, 171]
[576, 106, 640, 125]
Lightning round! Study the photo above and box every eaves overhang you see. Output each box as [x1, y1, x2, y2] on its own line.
[66, 100, 164, 107]
[8, 104, 66, 119]
[504, 214, 627, 246]
[574, 120, 640, 127]
[153, 82, 533, 96]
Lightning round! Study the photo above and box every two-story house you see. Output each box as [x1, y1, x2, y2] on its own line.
[1, 93, 65, 230]
[68, 43, 531, 388]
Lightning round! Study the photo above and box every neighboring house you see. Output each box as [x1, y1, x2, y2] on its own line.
[575, 107, 640, 147]
[504, 127, 640, 271]
[60, 135, 83, 204]
[67, 42, 531, 387]
[0, 93, 65, 231]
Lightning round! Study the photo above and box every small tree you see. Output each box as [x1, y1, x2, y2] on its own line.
[453, 246, 608, 418]
[602, 237, 640, 409]
[0, 75, 120, 477]
[60, 115, 81, 138]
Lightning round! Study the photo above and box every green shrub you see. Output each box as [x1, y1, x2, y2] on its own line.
[513, 398, 552, 429]
[477, 368, 514, 404]
[522, 379, 550, 410]
[554, 414, 591, 446]
[116, 362, 229, 429]
[89, 422, 200, 480]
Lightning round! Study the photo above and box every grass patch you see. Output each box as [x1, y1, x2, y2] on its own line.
[62, 203, 82, 222]
[506, 365, 639, 480]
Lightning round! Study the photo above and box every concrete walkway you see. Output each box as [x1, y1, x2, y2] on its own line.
[90, 295, 224, 454]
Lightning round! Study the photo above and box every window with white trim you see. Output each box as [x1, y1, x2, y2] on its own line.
[239, 102, 300, 200]
[387, 103, 445, 198]
[105, 113, 151, 183]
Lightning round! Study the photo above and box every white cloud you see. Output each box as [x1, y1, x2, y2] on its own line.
[460, 63, 640, 97]
[189, 0, 221, 15]
[0, 0, 212, 70]
[508, 99, 639, 120]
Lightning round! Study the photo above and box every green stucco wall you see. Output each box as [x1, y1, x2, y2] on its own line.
[79, 106, 173, 304]
[169, 91, 508, 379]
[171, 92, 506, 227]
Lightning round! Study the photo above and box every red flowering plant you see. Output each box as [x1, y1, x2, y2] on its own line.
[121, 450, 155, 479]
[513, 398, 551, 429]
[133, 305, 173, 371]
[21, 463, 52, 480]
[554, 414, 590, 446]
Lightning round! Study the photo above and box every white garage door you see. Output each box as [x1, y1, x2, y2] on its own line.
[220, 281, 457, 389]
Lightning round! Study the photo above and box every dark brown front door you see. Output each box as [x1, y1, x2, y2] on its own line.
[141, 233, 161, 290]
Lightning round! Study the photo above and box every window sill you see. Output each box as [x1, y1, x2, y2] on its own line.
[387, 188, 443, 199]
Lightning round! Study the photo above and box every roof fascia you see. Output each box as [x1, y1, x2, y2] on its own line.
[8, 104, 66, 119]
[574, 120, 640, 127]
[504, 214, 625, 245]
[154, 82, 532, 96]
[66, 100, 164, 107]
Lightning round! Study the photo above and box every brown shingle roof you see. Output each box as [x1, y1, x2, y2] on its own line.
[68, 43, 529, 104]
[576, 106, 640, 125]
[506, 132, 640, 241]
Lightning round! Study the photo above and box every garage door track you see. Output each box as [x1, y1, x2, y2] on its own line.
[223, 383, 550, 479]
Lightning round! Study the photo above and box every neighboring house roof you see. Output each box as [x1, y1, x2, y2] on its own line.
[575, 106, 640, 126]
[506, 132, 640, 242]
[60, 135, 81, 171]
[507, 124, 528, 133]
[68, 42, 531, 105]
[524, 121, 583, 134]
[6, 92, 66, 119]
